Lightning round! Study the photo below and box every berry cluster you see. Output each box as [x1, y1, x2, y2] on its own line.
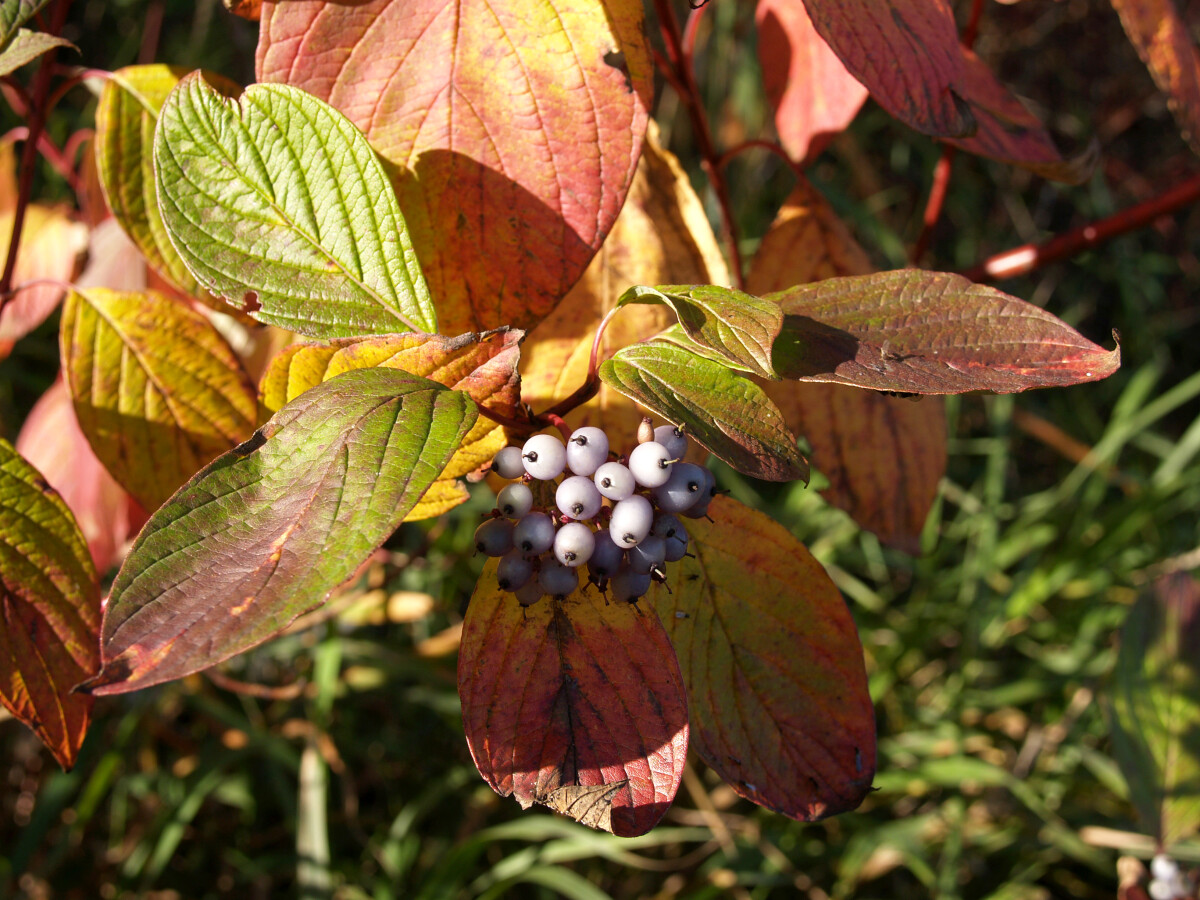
[1149, 855, 1194, 900]
[475, 420, 715, 606]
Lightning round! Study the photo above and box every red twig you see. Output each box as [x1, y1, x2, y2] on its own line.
[961, 172, 1200, 282]
[475, 400, 535, 434]
[1, 127, 80, 192]
[961, 0, 986, 51]
[0, 0, 74, 310]
[680, 1, 707, 64]
[652, 0, 744, 288]
[0, 76, 32, 115]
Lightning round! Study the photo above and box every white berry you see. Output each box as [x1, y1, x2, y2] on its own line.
[610, 495, 653, 548]
[556, 475, 603, 520]
[654, 424, 687, 460]
[566, 426, 609, 475]
[554, 521, 596, 567]
[594, 462, 635, 501]
[628, 441, 673, 488]
[521, 433, 566, 480]
[492, 446, 526, 480]
[496, 482, 534, 518]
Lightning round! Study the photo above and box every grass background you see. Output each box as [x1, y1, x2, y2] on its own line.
[2, 0, 1200, 897]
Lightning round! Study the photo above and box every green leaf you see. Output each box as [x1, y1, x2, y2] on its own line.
[153, 72, 436, 338]
[599, 342, 807, 482]
[60, 288, 258, 512]
[0, 0, 51, 46]
[80, 367, 477, 695]
[616, 284, 783, 378]
[1109, 573, 1200, 846]
[647, 495, 875, 820]
[95, 65, 237, 299]
[0, 28, 73, 76]
[0, 439, 99, 770]
[769, 269, 1120, 394]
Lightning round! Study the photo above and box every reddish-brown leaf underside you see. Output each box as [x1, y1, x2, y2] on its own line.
[1111, 0, 1200, 158]
[256, 0, 653, 334]
[459, 564, 689, 836]
[756, 0, 869, 163]
[800, 0, 972, 138]
[748, 182, 945, 553]
[648, 496, 875, 820]
[770, 269, 1120, 394]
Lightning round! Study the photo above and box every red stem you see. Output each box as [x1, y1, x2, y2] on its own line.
[0, 0, 74, 309]
[2, 127, 80, 192]
[961, 172, 1200, 282]
[961, 0, 986, 51]
[652, 0, 744, 288]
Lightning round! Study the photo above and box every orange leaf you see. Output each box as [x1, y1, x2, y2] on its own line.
[520, 126, 728, 452]
[648, 495, 875, 819]
[1111, 0, 1200, 157]
[459, 563, 689, 836]
[756, 0, 869, 163]
[257, 0, 653, 334]
[0, 204, 88, 353]
[748, 181, 946, 552]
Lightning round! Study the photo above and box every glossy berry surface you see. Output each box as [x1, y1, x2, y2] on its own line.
[497, 550, 534, 590]
[513, 512, 555, 554]
[654, 424, 687, 460]
[553, 521, 595, 567]
[594, 462, 635, 501]
[555, 475, 603, 521]
[610, 495, 653, 547]
[539, 561, 579, 598]
[628, 441, 673, 488]
[492, 446, 526, 480]
[473, 518, 514, 556]
[521, 433, 566, 480]
[565, 426, 609, 475]
[496, 482, 534, 518]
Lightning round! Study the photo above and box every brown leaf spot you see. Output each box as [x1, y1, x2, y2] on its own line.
[241, 290, 261, 313]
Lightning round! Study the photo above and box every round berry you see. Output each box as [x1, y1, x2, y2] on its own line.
[555, 475, 602, 521]
[587, 533, 625, 579]
[654, 424, 688, 460]
[515, 580, 544, 608]
[566, 426, 609, 476]
[496, 482, 534, 518]
[682, 467, 717, 518]
[651, 513, 683, 540]
[628, 441, 673, 488]
[497, 550, 534, 591]
[628, 534, 665, 574]
[539, 561, 579, 598]
[594, 461, 635, 501]
[554, 521, 596, 567]
[652, 462, 708, 513]
[513, 512, 555, 554]
[610, 495, 654, 548]
[492, 446, 526, 480]
[521, 433, 567, 480]
[610, 568, 651, 603]
[664, 531, 689, 562]
[473, 518, 514, 556]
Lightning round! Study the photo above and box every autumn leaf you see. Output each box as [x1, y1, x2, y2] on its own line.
[0, 29, 73, 76]
[520, 126, 727, 453]
[60, 288, 258, 511]
[256, 0, 653, 334]
[0, 439, 100, 770]
[648, 495, 875, 820]
[756, 0, 869, 163]
[81, 368, 478, 696]
[1111, 0, 1200, 157]
[259, 329, 522, 520]
[0, 204, 87, 354]
[747, 181, 945, 553]
[769, 269, 1120, 394]
[460, 562, 688, 836]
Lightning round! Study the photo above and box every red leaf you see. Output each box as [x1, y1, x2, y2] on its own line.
[256, 0, 653, 334]
[459, 564, 689, 836]
[648, 496, 875, 819]
[15, 378, 141, 574]
[800, 0, 972, 138]
[756, 0, 869, 163]
[770, 269, 1120, 394]
[1111, 0, 1200, 157]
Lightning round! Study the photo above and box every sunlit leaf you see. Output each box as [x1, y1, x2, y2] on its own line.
[154, 73, 436, 337]
[747, 182, 945, 553]
[519, 126, 727, 453]
[1111, 0, 1200, 157]
[81, 368, 477, 696]
[60, 288, 258, 511]
[256, 0, 653, 333]
[616, 284, 782, 379]
[1109, 573, 1200, 846]
[0, 439, 99, 769]
[460, 562, 688, 836]
[800, 0, 972, 138]
[260, 329, 521, 520]
[944, 48, 1098, 184]
[770, 269, 1120, 393]
[756, 0, 868, 162]
[648, 495, 875, 820]
[16, 379, 141, 574]
[95, 65, 238, 299]
[0, 0, 51, 46]
[0, 204, 87, 353]
[0, 28, 72, 75]
[600, 342, 807, 482]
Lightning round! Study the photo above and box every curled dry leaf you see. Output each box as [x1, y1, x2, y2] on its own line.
[520, 126, 728, 452]
[257, 0, 653, 334]
[459, 562, 688, 836]
[747, 180, 945, 553]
